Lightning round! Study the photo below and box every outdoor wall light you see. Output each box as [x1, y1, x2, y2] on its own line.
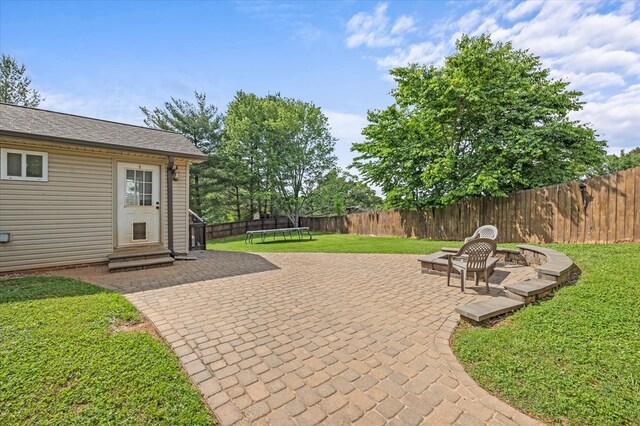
[579, 181, 589, 211]
[0, 232, 11, 243]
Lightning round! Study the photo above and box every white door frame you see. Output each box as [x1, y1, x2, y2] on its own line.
[116, 162, 161, 247]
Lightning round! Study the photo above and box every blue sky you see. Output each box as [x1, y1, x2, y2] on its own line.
[1, 0, 639, 169]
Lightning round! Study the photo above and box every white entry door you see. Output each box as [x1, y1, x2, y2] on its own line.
[116, 162, 161, 246]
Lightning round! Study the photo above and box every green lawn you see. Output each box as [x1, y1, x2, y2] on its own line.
[0, 276, 215, 426]
[209, 233, 640, 425]
[452, 243, 640, 426]
[207, 232, 463, 254]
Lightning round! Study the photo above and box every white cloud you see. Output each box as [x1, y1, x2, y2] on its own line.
[294, 23, 324, 44]
[391, 16, 415, 35]
[560, 47, 639, 74]
[549, 70, 626, 91]
[346, 0, 640, 152]
[325, 110, 367, 144]
[376, 42, 446, 68]
[345, 3, 416, 49]
[506, 1, 544, 21]
[483, 1, 640, 150]
[324, 110, 368, 169]
[573, 84, 640, 149]
[619, 1, 636, 15]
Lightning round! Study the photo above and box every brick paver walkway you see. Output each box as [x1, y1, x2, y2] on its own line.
[61, 251, 543, 425]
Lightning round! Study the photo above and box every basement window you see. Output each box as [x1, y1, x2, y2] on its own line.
[0, 148, 48, 181]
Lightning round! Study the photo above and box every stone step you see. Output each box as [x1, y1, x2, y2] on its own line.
[441, 247, 525, 264]
[441, 247, 460, 253]
[419, 251, 499, 279]
[108, 256, 174, 272]
[108, 248, 171, 262]
[517, 244, 578, 283]
[455, 297, 524, 323]
[504, 278, 558, 302]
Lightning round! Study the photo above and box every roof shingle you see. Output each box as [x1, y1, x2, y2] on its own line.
[0, 103, 207, 159]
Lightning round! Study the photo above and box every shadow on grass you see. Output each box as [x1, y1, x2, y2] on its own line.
[248, 238, 316, 246]
[0, 276, 107, 304]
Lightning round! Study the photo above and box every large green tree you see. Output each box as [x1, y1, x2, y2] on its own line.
[222, 91, 270, 220]
[140, 92, 223, 217]
[0, 54, 43, 107]
[352, 34, 607, 209]
[265, 95, 336, 225]
[222, 92, 337, 224]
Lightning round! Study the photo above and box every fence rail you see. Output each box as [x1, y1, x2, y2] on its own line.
[300, 167, 640, 244]
[205, 217, 293, 241]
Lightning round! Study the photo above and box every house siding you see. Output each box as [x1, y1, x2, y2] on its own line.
[161, 158, 190, 255]
[0, 136, 193, 273]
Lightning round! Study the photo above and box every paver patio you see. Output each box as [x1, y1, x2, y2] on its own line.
[60, 250, 543, 425]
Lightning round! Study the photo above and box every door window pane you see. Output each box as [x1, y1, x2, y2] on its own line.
[26, 155, 43, 178]
[125, 170, 138, 206]
[125, 168, 153, 207]
[7, 153, 22, 176]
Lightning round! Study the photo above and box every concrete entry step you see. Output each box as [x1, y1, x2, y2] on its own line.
[108, 245, 174, 272]
[456, 297, 524, 323]
[109, 247, 171, 261]
[108, 256, 175, 272]
[504, 278, 558, 302]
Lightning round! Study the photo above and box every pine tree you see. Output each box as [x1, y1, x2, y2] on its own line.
[0, 54, 43, 107]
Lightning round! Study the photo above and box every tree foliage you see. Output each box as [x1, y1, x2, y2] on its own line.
[222, 93, 336, 224]
[222, 91, 270, 220]
[265, 95, 337, 224]
[141, 91, 222, 155]
[140, 92, 223, 217]
[599, 148, 640, 174]
[0, 54, 43, 107]
[303, 169, 383, 216]
[352, 34, 607, 209]
[141, 91, 384, 224]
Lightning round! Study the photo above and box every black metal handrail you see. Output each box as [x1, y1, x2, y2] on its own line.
[189, 209, 206, 250]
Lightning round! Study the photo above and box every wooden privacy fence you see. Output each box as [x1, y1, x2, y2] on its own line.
[206, 217, 293, 240]
[300, 167, 640, 244]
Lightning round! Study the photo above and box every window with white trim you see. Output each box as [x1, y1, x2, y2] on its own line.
[0, 148, 48, 181]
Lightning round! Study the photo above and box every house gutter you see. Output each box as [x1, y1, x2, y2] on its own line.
[167, 156, 175, 257]
[0, 130, 208, 161]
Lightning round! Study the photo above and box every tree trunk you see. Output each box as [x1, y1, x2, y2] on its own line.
[234, 185, 241, 221]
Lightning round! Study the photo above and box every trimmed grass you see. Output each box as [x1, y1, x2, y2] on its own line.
[207, 232, 462, 254]
[209, 233, 640, 425]
[0, 276, 215, 425]
[451, 243, 640, 425]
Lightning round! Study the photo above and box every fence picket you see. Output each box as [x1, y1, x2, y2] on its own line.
[206, 168, 639, 243]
